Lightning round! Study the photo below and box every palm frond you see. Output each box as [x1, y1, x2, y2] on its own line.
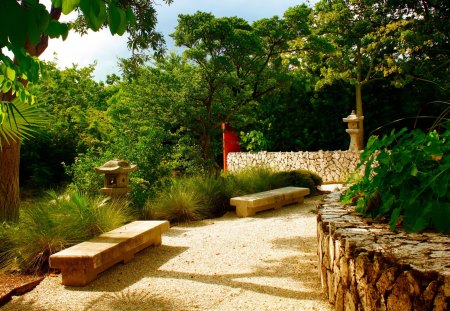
[0, 99, 48, 148]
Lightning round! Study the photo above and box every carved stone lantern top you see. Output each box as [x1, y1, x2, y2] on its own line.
[95, 160, 137, 174]
[342, 110, 364, 123]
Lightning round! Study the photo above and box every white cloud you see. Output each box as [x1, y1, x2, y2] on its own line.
[40, 29, 131, 80]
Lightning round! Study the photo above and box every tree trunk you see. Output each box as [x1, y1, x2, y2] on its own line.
[0, 137, 21, 222]
[355, 83, 364, 150]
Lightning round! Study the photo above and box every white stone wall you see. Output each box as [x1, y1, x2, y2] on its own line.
[227, 151, 361, 183]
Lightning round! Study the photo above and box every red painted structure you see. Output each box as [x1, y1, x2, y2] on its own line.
[222, 123, 240, 172]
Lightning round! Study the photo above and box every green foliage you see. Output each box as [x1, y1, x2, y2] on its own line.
[186, 175, 231, 218]
[0, 98, 47, 147]
[0, 191, 132, 273]
[342, 124, 450, 233]
[224, 167, 289, 196]
[240, 130, 272, 152]
[276, 169, 323, 194]
[143, 179, 206, 223]
[21, 62, 111, 188]
[65, 148, 112, 195]
[143, 175, 233, 222]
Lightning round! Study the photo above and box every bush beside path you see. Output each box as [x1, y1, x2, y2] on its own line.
[2, 196, 331, 311]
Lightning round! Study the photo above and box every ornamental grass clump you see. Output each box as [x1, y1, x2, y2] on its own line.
[275, 169, 323, 194]
[224, 167, 288, 196]
[186, 175, 230, 218]
[0, 191, 132, 274]
[143, 179, 205, 223]
[341, 124, 450, 233]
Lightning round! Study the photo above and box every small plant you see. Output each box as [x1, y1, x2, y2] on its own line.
[342, 124, 450, 233]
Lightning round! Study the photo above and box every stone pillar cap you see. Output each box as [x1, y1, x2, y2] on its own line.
[95, 160, 137, 174]
[343, 110, 364, 122]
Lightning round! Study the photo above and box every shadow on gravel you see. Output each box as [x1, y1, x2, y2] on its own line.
[64, 245, 189, 293]
[84, 289, 183, 311]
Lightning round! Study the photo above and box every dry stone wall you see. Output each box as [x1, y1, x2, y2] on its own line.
[227, 151, 361, 183]
[317, 192, 450, 311]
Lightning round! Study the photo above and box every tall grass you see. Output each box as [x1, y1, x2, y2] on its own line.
[0, 191, 132, 274]
[143, 168, 323, 223]
[275, 169, 323, 194]
[224, 167, 288, 196]
[143, 179, 205, 223]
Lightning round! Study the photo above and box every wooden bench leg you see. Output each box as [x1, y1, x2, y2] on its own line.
[236, 205, 253, 217]
[61, 268, 96, 286]
[152, 233, 162, 246]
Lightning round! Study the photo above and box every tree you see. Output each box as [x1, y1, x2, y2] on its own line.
[307, 0, 449, 148]
[110, 8, 314, 172]
[0, 0, 172, 222]
[168, 7, 313, 169]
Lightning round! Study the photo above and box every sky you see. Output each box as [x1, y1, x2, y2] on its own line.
[40, 1, 311, 81]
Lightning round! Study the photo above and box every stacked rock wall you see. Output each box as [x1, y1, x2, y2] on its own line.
[317, 192, 450, 311]
[227, 151, 361, 183]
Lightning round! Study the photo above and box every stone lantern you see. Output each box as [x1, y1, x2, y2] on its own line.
[343, 111, 364, 151]
[95, 160, 137, 196]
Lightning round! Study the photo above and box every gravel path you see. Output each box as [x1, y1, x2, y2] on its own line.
[2, 196, 332, 311]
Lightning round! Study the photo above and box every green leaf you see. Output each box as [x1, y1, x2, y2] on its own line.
[0, 74, 4, 85]
[19, 90, 26, 103]
[45, 20, 69, 39]
[403, 200, 431, 232]
[389, 207, 402, 231]
[52, 0, 62, 8]
[125, 8, 137, 27]
[62, 0, 80, 15]
[2, 80, 12, 93]
[36, 4, 51, 34]
[27, 12, 41, 44]
[80, 0, 106, 31]
[380, 191, 395, 215]
[409, 164, 418, 176]
[431, 202, 450, 233]
[109, 4, 127, 35]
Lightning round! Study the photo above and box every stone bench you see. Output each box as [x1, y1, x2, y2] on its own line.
[230, 186, 310, 217]
[49, 220, 170, 286]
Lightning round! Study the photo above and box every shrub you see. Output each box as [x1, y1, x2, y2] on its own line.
[225, 167, 322, 196]
[341, 125, 450, 233]
[187, 175, 230, 218]
[0, 191, 132, 274]
[143, 179, 205, 223]
[224, 167, 288, 196]
[275, 169, 323, 194]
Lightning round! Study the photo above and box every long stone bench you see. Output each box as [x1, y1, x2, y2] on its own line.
[230, 186, 310, 217]
[49, 220, 170, 286]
